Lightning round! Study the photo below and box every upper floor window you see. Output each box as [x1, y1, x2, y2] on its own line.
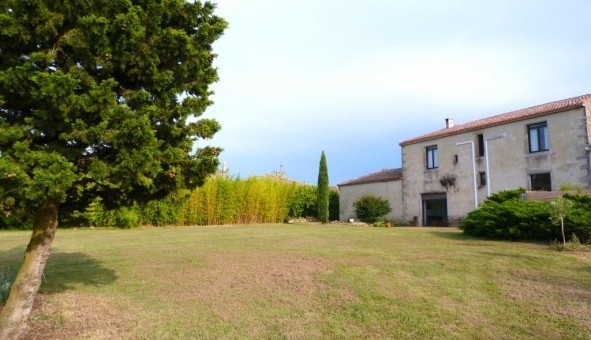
[477, 134, 485, 157]
[528, 122, 548, 153]
[426, 145, 438, 169]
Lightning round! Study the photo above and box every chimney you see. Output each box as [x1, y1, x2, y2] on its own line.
[445, 118, 454, 129]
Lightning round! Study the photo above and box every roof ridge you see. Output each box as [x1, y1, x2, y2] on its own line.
[400, 92, 591, 146]
[338, 167, 403, 186]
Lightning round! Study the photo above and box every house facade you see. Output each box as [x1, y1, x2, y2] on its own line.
[338, 93, 591, 225]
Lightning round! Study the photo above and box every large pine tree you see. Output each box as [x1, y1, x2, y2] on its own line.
[317, 151, 329, 223]
[0, 1, 226, 337]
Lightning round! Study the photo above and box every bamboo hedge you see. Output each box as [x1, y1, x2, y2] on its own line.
[182, 175, 297, 225]
[4, 175, 338, 229]
[52, 175, 330, 228]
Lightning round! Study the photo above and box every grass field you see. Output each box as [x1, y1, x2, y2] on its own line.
[1, 224, 590, 339]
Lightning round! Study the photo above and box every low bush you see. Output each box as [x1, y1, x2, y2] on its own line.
[461, 190, 591, 242]
[563, 194, 591, 243]
[0, 267, 16, 305]
[0, 213, 31, 230]
[354, 195, 392, 223]
[552, 233, 591, 251]
[139, 194, 185, 226]
[372, 220, 392, 228]
[69, 197, 141, 229]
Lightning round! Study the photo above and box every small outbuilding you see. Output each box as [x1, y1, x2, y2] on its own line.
[337, 168, 403, 223]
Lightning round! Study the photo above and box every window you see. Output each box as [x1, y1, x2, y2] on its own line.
[477, 134, 485, 157]
[530, 173, 551, 191]
[479, 172, 486, 186]
[528, 122, 548, 153]
[426, 145, 438, 169]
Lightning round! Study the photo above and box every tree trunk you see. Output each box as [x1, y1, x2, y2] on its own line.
[561, 217, 566, 248]
[0, 198, 59, 340]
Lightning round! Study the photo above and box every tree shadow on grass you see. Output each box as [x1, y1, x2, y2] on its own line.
[0, 246, 117, 295]
[427, 230, 479, 241]
[475, 250, 547, 262]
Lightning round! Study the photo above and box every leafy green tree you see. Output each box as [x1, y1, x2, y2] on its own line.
[354, 195, 392, 223]
[317, 151, 329, 223]
[549, 197, 574, 248]
[0, 0, 226, 337]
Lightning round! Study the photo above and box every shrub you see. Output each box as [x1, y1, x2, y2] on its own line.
[71, 198, 140, 228]
[551, 233, 591, 251]
[372, 220, 392, 228]
[0, 267, 16, 305]
[0, 213, 31, 230]
[140, 195, 184, 226]
[461, 190, 591, 242]
[563, 194, 591, 243]
[288, 185, 317, 218]
[354, 195, 392, 223]
[111, 207, 140, 229]
[485, 188, 524, 203]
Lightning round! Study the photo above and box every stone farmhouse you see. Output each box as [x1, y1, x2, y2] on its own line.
[338, 93, 591, 226]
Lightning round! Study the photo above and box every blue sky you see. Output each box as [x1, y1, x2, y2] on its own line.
[200, 0, 591, 185]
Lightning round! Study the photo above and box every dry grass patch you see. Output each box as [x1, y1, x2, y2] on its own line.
[138, 251, 357, 338]
[24, 292, 142, 340]
[501, 270, 591, 328]
[195, 252, 332, 301]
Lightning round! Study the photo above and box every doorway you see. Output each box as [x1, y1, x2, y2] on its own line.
[422, 193, 448, 226]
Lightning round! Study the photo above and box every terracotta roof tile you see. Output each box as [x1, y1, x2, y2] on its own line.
[400, 93, 591, 146]
[338, 168, 403, 187]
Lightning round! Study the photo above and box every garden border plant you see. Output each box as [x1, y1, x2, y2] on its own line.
[353, 195, 392, 224]
[460, 189, 591, 244]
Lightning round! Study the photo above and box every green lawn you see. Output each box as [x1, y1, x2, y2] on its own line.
[1, 224, 590, 339]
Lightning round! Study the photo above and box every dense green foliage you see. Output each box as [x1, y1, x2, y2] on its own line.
[0, 267, 16, 304]
[182, 175, 296, 225]
[288, 185, 317, 218]
[0, 0, 226, 226]
[1, 174, 335, 228]
[461, 190, 591, 242]
[562, 194, 591, 242]
[329, 189, 339, 221]
[354, 195, 392, 223]
[317, 151, 329, 223]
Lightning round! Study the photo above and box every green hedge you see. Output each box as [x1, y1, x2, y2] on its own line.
[460, 190, 591, 242]
[181, 176, 296, 225]
[6, 175, 337, 229]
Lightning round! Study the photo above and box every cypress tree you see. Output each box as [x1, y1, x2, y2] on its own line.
[317, 151, 329, 223]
